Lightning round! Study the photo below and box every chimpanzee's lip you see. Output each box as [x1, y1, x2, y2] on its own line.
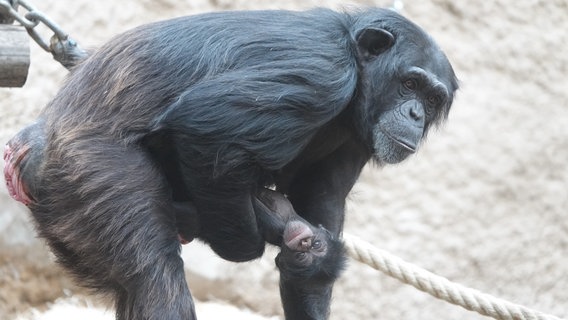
[382, 130, 417, 153]
[283, 221, 313, 249]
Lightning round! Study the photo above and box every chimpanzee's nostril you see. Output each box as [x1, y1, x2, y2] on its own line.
[408, 103, 424, 122]
[409, 107, 419, 120]
[410, 109, 417, 120]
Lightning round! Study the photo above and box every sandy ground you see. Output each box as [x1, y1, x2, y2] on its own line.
[1, 0, 567, 319]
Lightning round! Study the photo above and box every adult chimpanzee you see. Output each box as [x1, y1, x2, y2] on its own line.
[3, 7, 458, 320]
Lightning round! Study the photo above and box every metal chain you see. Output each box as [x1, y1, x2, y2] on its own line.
[0, 0, 87, 69]
[0, 0, 15, 23]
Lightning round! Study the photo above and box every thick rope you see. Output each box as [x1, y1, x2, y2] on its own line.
[342, 233, 565, 320]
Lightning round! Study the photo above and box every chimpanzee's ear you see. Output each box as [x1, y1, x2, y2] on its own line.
[356, 27, 395, 59]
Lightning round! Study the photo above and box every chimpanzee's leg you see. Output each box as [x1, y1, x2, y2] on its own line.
[29, 140, 196, 320]
[188, 182, 266, 262]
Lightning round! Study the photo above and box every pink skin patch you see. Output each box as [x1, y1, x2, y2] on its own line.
[283, 220, 313, 250]
[3, 144, 33, 206]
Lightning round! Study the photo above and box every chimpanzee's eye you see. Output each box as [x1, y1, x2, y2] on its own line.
[403, 78, 418, 90]
[312, 240, 322, 249]
[428, 94, 441, 106]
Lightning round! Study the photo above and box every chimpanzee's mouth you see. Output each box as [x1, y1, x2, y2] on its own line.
[382, 130, 417, 153]
[283, 221, 313, 249]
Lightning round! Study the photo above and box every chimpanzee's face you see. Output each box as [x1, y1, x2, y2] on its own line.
[355, 26, 458, 164]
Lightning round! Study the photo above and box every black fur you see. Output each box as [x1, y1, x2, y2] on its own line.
[3, 8, 458, 320]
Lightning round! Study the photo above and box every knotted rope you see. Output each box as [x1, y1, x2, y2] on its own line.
[343, 233, 565, 320]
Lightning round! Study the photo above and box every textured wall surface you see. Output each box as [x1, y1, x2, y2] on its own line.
[1, 1, 566, 319]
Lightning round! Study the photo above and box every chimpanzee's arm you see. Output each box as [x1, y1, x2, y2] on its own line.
[286, 140, 370, 235]
[277, 140, 370, 320]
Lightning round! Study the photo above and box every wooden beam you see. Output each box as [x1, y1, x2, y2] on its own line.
[0, 25, 30, 87]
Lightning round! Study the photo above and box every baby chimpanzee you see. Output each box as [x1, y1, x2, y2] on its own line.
[254, 190, 347, 318]
[254, 190, 346, 281]
[174, 189, 346, 318]
[175, 189, 346, 283]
